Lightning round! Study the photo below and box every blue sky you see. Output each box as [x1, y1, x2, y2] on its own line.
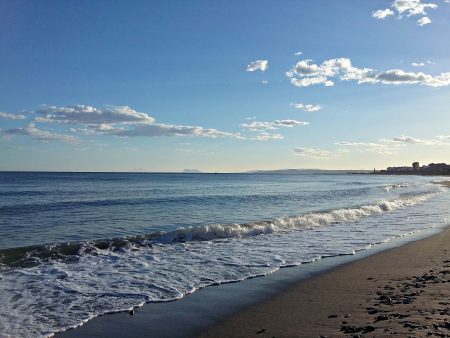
[1, 0, 449, 171]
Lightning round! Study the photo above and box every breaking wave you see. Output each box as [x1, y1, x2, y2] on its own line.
[0, 191, 435, 269]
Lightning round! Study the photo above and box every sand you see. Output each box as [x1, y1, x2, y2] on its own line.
[436, 180, 450, 187]
[200, 227, 450, 337]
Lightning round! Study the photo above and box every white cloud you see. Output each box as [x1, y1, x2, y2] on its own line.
[253, 132, 284, 141]
[287, 58, 375, 87]
[376, 69, 450, 86]
[240, 119, 309, 131]
[1, 123, 77, 143]
[287, 57, 450, 87]
[33, 105, 155, 125]
[294, 147, 334, 158]
[7, 104, 247, 142]
[0, 112, 26, 120]
[261, 80, 269, 84]
[335, 141, 400, 155]
[103, 123, 243, 139]
[392, 135, 439, 144]
[437, 135, 450, 141]
[335, 134, 450, 155]
[294, 51, 303, 56]
[393, 0, 437, 16]
[373, 0, 437, 25]
[372, 8, 395, 19]
[246, 59, 268, 72]
[417, 16, 432, 25]
[411, 62, 425, 67]
[290, 103, 322, 112]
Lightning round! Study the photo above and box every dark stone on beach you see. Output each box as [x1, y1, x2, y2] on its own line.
[328, 314, 337, 318]
[441, 321, 450, 329]
[256, 329, 265, 334]
[342, 321, 348, 324]
[128, 310, 134, 315]
[341, 325, 361, 333]
[375, 314, 389, 322]
[367, 308, 378, 315]
[379, 294, 392, 305]
[362, 325, 376, 333]
[403, 322, 419, 329]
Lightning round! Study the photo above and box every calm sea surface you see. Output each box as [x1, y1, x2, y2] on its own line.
[0, 172, 449, 337]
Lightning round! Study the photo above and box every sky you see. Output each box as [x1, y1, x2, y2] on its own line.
[1, 0, 450, 172]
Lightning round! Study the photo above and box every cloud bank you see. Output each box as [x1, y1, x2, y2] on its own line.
[1, 105, 250, 142]
[240, 119, 309, 131]
[0, 112, 26, 120]
[33, 105, 155, 125]
[287, 57, 450, 87]
[1, 123, 77, 143]
[294, 147, 334, 158]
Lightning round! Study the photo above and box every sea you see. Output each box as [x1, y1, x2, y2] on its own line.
[0, 172, 449, 337]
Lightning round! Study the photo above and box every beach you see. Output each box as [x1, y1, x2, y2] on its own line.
[201, 226, 450, 337]
[56, 224, 450, 338]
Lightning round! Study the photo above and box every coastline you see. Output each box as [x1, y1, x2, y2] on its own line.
[57, 223, 450, 338]
[201, 226, 450, 337]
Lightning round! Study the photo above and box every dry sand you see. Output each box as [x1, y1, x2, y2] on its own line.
[200, 227, 450, 338]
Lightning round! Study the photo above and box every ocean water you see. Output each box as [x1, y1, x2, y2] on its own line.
[0, 172, 449, 337]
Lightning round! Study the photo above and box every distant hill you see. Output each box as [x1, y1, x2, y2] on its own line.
[182, 169, 203, 173]
[246, 169, 371, 175]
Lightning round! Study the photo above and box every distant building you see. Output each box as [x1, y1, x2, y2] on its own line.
[376, 162, 450, 176]
[387, 166, 412, 174]
[420, 163, 450, 175]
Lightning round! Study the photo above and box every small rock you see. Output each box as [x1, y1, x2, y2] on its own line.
[403, 322, 419, 329]
[375, 314, 388, 322]
[328, 314, 337, 318]
[341, 325, 361, 334]
[129, 310, 134, 315]
[362, 325, 376, 333]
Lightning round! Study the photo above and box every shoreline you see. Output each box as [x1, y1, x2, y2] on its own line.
[57, 223, 449, 338]
[201, 226, 450, 337]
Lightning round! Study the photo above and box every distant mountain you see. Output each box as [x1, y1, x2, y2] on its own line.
[182, 169, 203, 173]
[246, 169, 371, 175]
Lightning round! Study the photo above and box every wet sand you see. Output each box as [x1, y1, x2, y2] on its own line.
[200, 227, 450, 337]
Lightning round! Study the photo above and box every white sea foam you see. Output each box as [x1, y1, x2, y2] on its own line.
[384, 183, 409, 191]
[156, 192, 435, 243]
